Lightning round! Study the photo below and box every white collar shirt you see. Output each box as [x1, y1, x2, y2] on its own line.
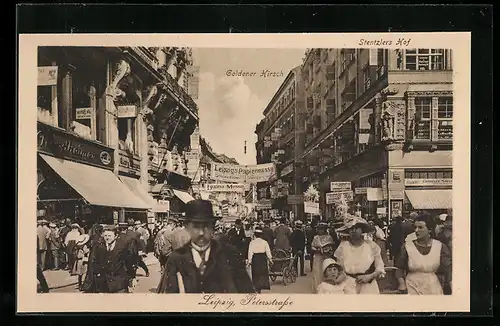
[191, 246, 211, 268]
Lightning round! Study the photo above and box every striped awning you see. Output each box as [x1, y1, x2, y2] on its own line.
[405, 189, 453, 209]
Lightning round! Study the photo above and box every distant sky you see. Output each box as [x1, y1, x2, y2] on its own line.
[192, 48, 305, 166]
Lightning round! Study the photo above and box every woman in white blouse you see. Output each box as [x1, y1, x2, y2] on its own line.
[334, 216, 385, 294]
[247, 228, 273, 293]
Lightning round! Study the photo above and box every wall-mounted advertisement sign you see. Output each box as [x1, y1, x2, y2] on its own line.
[405, 179, 453, 187]
[117, 105, 137, 118]
[210, 163, 276, 184]
[76, 107, 93, 120]
[330, 181, 352, 192]
[37, 121, 114, 170]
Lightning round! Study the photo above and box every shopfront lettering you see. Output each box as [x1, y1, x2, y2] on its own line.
[405, 178, 452, 187]
[37, 122, 114, 170]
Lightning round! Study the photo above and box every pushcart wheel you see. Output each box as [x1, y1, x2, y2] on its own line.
[290, 267, 297, 283]
[270, 275, 277, 282]
[282, 267, 289, 286]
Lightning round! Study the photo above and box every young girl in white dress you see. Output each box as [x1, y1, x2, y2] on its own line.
[316, 258, 356, 294]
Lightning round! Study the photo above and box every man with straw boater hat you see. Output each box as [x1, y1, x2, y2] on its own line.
[159, 199, 255, 293]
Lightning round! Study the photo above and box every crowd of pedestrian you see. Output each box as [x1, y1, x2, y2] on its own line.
[37, 203, 452, 296]
[37, 217, 153, 293]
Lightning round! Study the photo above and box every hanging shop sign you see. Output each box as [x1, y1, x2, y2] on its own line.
[210, 163, 276, 184]
[117, 105, 138, 118]
[304, 201, 320, 214]
[38, 66, 58, 86]
[205, 183, 246, 193]
[37, 121, 114, 170]
[330, 181, 352, 192]
[405, 178, 453, 187]
[326, 191, 354, 204]
[75, 107, 93, 120]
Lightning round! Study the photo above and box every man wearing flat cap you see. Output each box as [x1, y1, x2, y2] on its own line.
[159, 200, 255, 293]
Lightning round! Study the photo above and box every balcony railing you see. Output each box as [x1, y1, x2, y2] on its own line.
[130, 47, 160, 70]
[161, 69, 199, 117]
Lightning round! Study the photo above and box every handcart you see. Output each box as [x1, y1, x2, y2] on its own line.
[269, 249, 298, 286]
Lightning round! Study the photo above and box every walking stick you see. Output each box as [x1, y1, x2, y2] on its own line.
[177, 272, 185, 293]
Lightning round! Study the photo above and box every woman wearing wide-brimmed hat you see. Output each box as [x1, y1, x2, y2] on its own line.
[310, 222, 334, 293]
[333, 216, 385, 294]
[71, 234, 91, 291]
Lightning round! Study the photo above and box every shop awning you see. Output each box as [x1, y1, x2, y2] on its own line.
[172, 189, 195, 204]
[40, 154, 150, 210]
[120, 176, 172, 213]
[405, 189, 453, 209]
[367, 188, 384, 201]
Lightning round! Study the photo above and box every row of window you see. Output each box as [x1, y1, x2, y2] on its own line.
[401, 49, 451, 71]
[264, 83, 296, 132]
[405, 170, 453, 179]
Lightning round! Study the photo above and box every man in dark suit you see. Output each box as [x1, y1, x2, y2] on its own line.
[92, 226, 135, 293]
[305, 220, 317, 270]
[227, 219, 247, 256]
[289, 220, 306, 276]
[261, 219, 275, 251]
[121, 221, 150, 277]
[161, 200, 255, 293]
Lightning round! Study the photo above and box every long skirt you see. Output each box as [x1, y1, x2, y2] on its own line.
[311, 253, 325, 294]
[251, 253, 270, 291]
[406, 272, 444, 295]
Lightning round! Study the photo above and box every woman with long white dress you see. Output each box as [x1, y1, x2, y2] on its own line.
[310, 223, 334, 293]
[247, 228, 273, 293]
[395, 213, 451, 295]
[334, 216, 385, 294]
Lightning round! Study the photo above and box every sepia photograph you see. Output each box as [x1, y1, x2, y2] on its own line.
[18, 33, 471, 313]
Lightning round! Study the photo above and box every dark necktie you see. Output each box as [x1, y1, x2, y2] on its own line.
[198, 249, 207, 276]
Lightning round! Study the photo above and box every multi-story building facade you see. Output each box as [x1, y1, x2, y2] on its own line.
[255, 66, 307, 221]
[37, 46, 198, 226]
[300, 48, 453, 222]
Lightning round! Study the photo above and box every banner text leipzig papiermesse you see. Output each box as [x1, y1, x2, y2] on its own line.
[210, 163, 276, 184]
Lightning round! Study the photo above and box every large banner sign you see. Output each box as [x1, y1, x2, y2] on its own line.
[210, 163, 276, 184]
[205, 183, 246, 193]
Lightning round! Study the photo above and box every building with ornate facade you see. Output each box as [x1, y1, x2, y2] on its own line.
[300, 48, 453, 222]
[37, 46, 199, 226]
[254, 66, 307, 221]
